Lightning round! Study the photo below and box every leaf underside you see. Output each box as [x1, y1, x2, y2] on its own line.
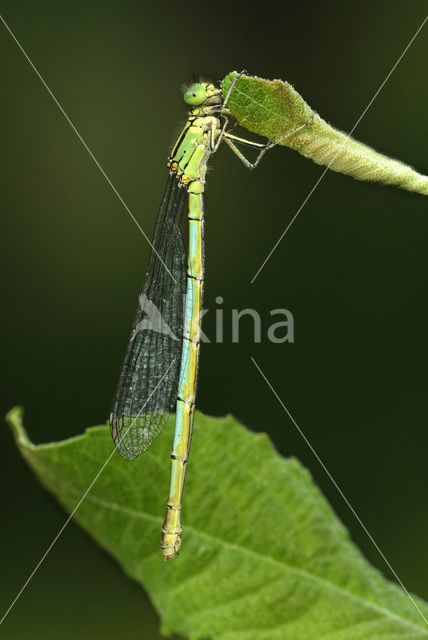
[7, 407, 428, 639]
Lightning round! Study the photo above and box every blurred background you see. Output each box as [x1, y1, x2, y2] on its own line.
[1, 1, 427, 637]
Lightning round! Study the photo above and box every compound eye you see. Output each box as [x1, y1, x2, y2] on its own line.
[184, 83, 207, 106]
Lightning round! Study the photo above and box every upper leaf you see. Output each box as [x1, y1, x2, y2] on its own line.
[8, 407, 428, 639]
[221, 72, 428, 196]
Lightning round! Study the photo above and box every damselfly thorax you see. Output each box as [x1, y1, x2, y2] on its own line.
[168, 116, 220, 184]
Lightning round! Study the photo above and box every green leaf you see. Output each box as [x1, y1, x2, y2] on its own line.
[7, 406, 428, 639]
[221, 72, 428, 196]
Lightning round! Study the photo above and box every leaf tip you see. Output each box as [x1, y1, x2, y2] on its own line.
[6, 405, 31, 448]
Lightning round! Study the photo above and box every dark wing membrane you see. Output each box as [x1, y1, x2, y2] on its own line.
[110, 173, 187, 460]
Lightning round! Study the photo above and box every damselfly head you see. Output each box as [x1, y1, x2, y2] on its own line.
[183, 81, 223, 107]
[183, 83, 208, 106]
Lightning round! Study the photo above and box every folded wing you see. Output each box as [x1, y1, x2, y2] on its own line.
[110, 174, 187, 460]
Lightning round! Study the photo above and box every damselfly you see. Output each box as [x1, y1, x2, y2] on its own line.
[109, 72, 312, 559]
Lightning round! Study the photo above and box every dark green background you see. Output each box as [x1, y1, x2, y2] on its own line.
[1, 1, 427, 638]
